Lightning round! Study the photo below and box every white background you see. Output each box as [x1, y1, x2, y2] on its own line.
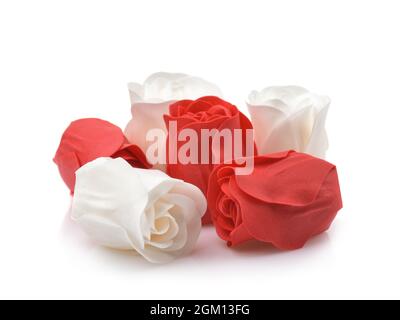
[1, 0, 399, 300]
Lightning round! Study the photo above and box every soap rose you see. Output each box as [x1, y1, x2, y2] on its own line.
[125, 72, 222, 170]
[208, 151, 342, 249]
[54, 118, 151, 193]
[164, 96, 255, 224]
[247, 86, 330, 158]
[72, 157, 207, 263]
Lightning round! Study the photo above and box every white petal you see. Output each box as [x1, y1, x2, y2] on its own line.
[127, 82, 144, 103]
[135, 182, 205, 263]
[154, 200, 175, 218]
[162, 193, 201, 253]
[248, 86, 309, 113]
[124, 101, 170, 172]
[72, 158, 149, 250]
[169, 180, 207, 217]
[166, 213, 188, 252]
[247, 104, 287, 154]
[141, 205, 155, 241]
[306, 105, 330, 158]
[247, 86, 331, 158]
[152, 214, 172, 235]
[134, 168, 179, 205]
[142, 72, 222, 102]
[74, 214, 136, 250]
[148, 214, 179, 246]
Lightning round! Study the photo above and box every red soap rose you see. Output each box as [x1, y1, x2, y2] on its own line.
[207, 151, 343, 249]
[164, 96, 255, 224]
[54, 118, 151, 193]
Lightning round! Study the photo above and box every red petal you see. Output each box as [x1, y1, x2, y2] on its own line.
[236, 166, 342, 249]
[113, 142, 152, 169]
[235, 152, 335, 206]
[208, 152, 343, 249]
[54, 118, 126, 192]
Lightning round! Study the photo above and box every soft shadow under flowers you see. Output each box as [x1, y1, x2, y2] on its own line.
[231, 232, 332, 257]
[60, 209, 334, 272]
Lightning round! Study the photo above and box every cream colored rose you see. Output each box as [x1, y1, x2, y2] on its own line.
[125, 72, 222, 170]
[247, 86, 330, 158]
[71, 157, 206, 263]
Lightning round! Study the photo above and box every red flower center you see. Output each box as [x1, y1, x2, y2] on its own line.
[215, 180, 243, 239]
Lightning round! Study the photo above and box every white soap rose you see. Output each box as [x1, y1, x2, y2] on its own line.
[124, 72, 222, 170]
[247, 86, 330, 158]
[71, 157, 207, 263]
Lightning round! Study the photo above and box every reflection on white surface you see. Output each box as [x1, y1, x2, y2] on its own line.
[59, 209, 333, 274]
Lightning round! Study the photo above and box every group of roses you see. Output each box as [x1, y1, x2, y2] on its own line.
[54, 73, 342, 263]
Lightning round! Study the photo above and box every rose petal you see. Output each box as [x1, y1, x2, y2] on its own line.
[75, 214, 136, 250]
[248, 86, 309, 113]
[54, 118, 126, 191]
[306, 105, 330, 158]
[72, 158, 149, 250]
[235, 152, 335, 206]
[124, 101, 170, 171]
[236, 167, 342, 249]
[247, 86, 330, 158]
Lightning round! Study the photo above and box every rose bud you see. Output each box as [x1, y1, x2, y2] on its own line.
[208, 151, 343, 249]
[247, 86, 330, 158]
[164, 96, 255, 224]
[72, 157, 206, 263]
[54, 118, 151, 193]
